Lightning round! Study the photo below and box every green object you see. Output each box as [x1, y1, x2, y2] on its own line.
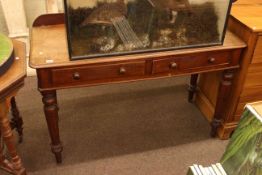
[0, 33, 13, 65]
[221, 105, 262, 175]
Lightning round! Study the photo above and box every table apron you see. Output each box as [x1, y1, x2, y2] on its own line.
[36, 49, 242, 91]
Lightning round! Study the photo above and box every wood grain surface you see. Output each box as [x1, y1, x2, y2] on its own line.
[231, 4, 262, 32]
[234, 0, 262, 5]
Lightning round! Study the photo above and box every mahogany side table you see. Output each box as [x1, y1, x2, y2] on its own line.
[0, 40, 26, 175]
[29, 14, 246, 164]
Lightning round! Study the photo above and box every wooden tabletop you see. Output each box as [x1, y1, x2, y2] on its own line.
[0, 40, 26, 96]
[29, 24, 246, 69]
[231, 4, 262, 32]
[234, 0, 262, 5]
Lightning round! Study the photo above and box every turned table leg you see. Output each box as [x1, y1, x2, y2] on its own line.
[211, 70, 234, 137]
[0, 101, 26, 175]
[41, 90, 63, 164]
[10, 97, 24, 143]
[0, 130, 14, 174]
[188, 74, 199, 103]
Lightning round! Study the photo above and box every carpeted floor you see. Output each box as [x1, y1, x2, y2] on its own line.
[3, 76, 228, 175]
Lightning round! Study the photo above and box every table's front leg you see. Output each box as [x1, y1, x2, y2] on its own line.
[0, 101, 26, 175]
[0, 132, 14, 174]
[211, 69, 234, 137]
[41, 90, 63, 164]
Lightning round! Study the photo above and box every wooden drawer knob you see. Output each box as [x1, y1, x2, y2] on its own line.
[73, 72, 80, 80]
[170, 62, 178, 69]
[119, 67, 126, 74]
[208, 57, 216, 63]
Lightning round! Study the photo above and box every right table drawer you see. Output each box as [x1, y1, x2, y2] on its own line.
[152, 51, 231, 75]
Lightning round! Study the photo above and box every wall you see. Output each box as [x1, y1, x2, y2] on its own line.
[0, 1, 8, 34]
[24, 0, 47, 27]
[0, 0, 46, 34]
[0, 0, 48, 76]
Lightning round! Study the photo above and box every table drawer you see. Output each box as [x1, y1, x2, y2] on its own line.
[152, 51, 231, 74]
[51, 61, 146, 85]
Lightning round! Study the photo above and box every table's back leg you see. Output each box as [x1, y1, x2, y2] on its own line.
[41, 90, 63, 164]
[211, 69, 234, 137]
[10, 97, 24, 143]
[0, 101, 26, 175]
[188, 74, 199, 103]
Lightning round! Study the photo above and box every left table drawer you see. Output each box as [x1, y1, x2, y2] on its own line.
[51, 61, 146, 85]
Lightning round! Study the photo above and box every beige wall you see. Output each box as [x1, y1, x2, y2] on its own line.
[0, 1, 8, 34]
[0, 0, 47, 34]
[24, 0, 47, 27]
